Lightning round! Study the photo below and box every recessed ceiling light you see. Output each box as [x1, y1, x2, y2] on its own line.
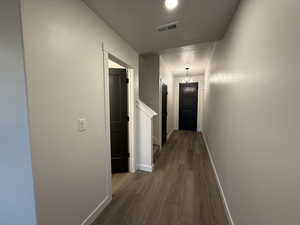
[165, 0, 178, 10]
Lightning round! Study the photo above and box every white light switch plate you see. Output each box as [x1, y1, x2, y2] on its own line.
[78, 118, 87, 132]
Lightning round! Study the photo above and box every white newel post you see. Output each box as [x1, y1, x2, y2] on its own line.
[136, 100, 158, 172]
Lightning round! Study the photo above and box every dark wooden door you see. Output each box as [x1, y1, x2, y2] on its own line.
[179, 82, 198, 131]
[162, 84, 168, 145]
[109, 68, 129, 173]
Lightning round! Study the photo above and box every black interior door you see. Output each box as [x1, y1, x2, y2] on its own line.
[162, 84, 168, 145]
[109, 68, 129, 173]
[179, 82, 198, 131]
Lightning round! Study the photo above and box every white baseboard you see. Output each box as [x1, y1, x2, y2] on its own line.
[202, 133, 235, 225]
[81, 195, 112, 225]
[167, 129, 175, 140]
[137, 164, 153, 172]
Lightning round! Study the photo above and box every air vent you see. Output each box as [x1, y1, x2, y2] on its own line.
[157, 21, 178, 32]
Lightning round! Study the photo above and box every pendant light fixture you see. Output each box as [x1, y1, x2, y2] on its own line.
[185, 67, 190, 83]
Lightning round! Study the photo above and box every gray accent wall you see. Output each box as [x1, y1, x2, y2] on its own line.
[0, 1, 37, 224]
[139, 54, 160, 145]
[203, 0, 300, 224]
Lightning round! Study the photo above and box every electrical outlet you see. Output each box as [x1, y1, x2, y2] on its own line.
[78, 118, 87, 132]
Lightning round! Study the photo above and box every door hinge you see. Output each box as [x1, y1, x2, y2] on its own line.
[126, 78, 129, 84]
[126, 116, 130, 121]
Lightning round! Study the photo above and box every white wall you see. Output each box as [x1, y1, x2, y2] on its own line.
[160, 57, 175, 138]
[20, 0, 138, 224]
[0, 1, 37, 224]
[174, 75, 204, 132]
[203, 0, 300, 225]
[136, 100, 157, 172]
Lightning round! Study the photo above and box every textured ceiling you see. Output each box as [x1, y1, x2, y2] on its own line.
[84, 0, 240, 53]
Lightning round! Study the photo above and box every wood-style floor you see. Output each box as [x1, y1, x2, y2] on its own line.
[92, 131, 228, 225]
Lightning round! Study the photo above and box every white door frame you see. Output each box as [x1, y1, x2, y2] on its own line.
[174, 75, 204, 132]
[158, 78, 163, 148]
[102, 43, 136, 196]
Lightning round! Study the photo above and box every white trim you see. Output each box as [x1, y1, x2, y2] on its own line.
[102, 42, 137, 174]
[102, 46, 113, 200]
[136, 100, 157, 118]
[127, 68, 136, 173]
[173, 76, 204, 132]
[202, 133, 235, 225]
[158, 78, 162, 148]
[81, 195, 111, 225]
[167, 129, 174, 140]
[137, 164, 154, 172]
[136, 100, 156, 173]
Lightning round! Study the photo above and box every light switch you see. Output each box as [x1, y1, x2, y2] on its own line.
[78, 118, 87, 132]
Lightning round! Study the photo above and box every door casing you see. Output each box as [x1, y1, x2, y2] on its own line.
[179, 82, 198, 131]
[102, 42, 136, 200]
[161, 84, 168, 145]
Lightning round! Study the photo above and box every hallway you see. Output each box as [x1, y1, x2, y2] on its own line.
[92, 131, 228, 225]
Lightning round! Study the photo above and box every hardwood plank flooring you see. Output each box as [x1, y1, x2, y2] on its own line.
[92, 131, 228, 225]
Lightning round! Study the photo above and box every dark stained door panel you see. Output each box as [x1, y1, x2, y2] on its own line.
[162, 84, 168, 145]
[109, 68, 129, 173]
[179, 82, 198, 131]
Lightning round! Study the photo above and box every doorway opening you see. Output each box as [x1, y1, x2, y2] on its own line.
[179, 82, 198, 131]
[102, 44, 136, 200]
[108, 58, 131, 195]
[109, 66, 129, 173]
